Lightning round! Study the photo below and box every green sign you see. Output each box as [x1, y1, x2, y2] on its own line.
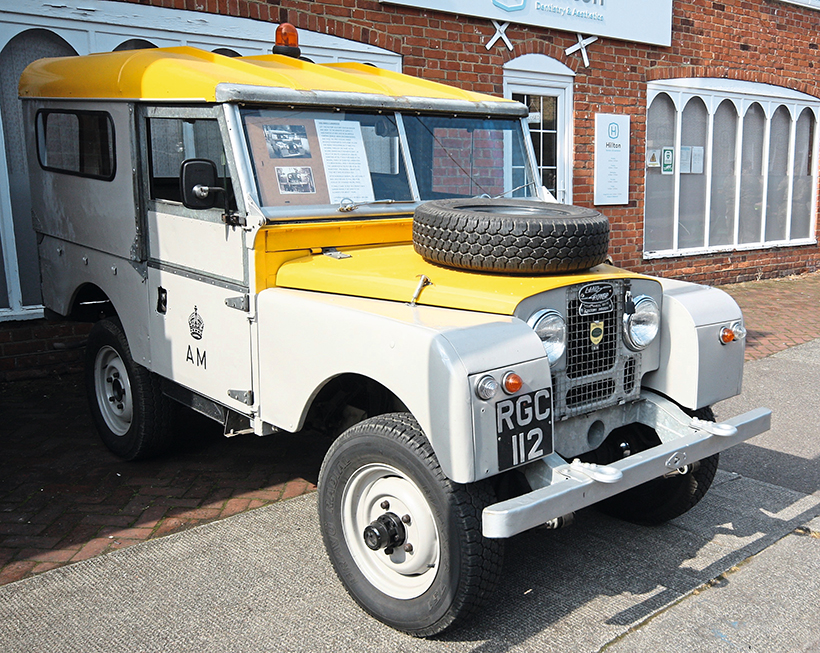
[661, 147, 674, 175]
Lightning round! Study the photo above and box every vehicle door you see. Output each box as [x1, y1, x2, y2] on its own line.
[140, 106, 253, 413]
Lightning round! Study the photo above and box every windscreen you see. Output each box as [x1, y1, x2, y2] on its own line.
[241, 108, 412, 208]
[240, 108, 536, 212]
[403, 115, 537, 200]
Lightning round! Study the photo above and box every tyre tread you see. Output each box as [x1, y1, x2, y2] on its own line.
[413, 199, 610, 274]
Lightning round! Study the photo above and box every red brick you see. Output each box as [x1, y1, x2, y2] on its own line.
[15, 547, 76, 563]
[0, 561, 37, 584]
[70, 538, 113, 562]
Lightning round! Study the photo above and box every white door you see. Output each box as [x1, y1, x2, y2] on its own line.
[142, 106, 254, 414]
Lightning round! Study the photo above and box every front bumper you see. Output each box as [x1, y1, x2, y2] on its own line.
[482, 393, 771, 538]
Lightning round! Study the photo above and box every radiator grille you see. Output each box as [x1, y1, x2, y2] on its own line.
[552, 281, 643, 419]
[566, 299, 617, 378]
[566, 379, 616, 408]
[623, 357, 637, 394]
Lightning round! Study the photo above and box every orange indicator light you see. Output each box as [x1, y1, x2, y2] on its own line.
[502, 372, 523, 394]
[719, 327, 735, 344]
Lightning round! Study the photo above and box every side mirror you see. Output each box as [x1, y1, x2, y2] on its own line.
[180, 159, 223, 210]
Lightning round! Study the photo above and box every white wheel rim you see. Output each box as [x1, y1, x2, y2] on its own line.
[93, 345, 133, 436]
[341, 463, 440, 600]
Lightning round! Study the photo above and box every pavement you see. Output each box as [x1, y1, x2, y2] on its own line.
[0, 270, 819, 651]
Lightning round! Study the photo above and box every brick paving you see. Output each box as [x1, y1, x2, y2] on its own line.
[1, 271, 819, 586]
[721, 270, 820, 361]
[0, 377, 328, 586]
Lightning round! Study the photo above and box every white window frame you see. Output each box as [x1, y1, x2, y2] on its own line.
[644, 78, 820, 259]
[503, 54, 574, 205]
[777, 0, 820, 10]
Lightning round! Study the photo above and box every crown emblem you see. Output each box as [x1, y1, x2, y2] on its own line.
[188, 306, 204, 340]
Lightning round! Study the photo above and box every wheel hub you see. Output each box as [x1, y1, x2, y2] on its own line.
[94, 345, 133, 436]
[363, 512, 406, 552]
[341, 463, 441, 600]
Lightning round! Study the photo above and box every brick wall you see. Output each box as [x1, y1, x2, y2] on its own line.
[117, 0, 820, 285]
[0, 319, 91, 382]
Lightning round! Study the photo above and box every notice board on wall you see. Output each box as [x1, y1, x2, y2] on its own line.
[594, 114, 630, 206]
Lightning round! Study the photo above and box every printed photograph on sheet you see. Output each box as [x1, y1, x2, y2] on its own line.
[276, 166, 316, 194]
[263, 124, 311, 159]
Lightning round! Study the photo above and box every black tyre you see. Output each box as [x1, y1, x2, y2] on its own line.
[318, 413, 503, 636]
[85, 317, 173, 460]
[413, 198, 610, 274]
[585, 408, 719, 525]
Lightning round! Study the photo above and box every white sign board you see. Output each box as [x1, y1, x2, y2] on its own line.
[594, 114, 630, 206]
[380, 0, 673, 47]
[315, 120, 375, 204]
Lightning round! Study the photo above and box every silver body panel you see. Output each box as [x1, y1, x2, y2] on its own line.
[643, 278, 745, 409]
[255, 288, 549, 483]
[25, 101, 141, 259]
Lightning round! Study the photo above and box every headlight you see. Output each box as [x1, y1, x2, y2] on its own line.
[528, 309, 566, 364]
[624, 295, 660, 350]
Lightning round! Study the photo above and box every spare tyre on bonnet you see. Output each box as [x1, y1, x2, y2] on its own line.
[413, 198, 611, 274]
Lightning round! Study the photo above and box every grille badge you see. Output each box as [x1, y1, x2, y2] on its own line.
[578, 282, 614, 316]
[590, 321, 604, 346]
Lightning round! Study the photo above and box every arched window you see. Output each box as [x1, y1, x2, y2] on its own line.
[644, 79, 819, 257]
[645, 93, 676, 251]
[792, 108, 816, 240]
[709, 100, 738, 246]
[0, 30, 77, 311]
[678, 97, 708, 249]
[113, 39, 157, 51]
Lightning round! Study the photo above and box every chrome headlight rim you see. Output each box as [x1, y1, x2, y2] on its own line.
[623, 295, 660, 351]
[527, 308, 567, 364]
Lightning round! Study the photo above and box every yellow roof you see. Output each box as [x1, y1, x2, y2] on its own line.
[18, 46, 516, 106]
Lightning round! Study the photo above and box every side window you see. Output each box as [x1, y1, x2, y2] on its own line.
[147, 117, 234, 207]
[36, 110, 115, 180]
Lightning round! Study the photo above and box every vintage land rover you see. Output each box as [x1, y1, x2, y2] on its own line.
[20, 28, 770, 636]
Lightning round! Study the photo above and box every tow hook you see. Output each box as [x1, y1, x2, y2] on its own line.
[543, 512, 575, 530]
[363, 512, 406, 554]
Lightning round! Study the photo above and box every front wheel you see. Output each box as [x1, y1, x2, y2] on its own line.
[85, 317, 172, 460]
[318, 413, 503, 636]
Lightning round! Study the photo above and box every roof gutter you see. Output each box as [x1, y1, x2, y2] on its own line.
[215, 83, 529, 117]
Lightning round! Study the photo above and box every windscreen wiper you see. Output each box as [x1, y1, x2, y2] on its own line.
[338, 198, 419, 212]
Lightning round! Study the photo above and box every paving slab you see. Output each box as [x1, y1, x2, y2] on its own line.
[0, 468, 817, 653]
[715, 338, 820, 497]
[605, 515, 820, 653]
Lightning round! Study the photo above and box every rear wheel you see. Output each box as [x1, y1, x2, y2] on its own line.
[583, 408, 719, 525]
[85, 317, 173, 460]
[318, 413, 503, 636]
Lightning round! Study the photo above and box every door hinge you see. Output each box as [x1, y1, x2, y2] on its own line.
[222, 211, 246, 227]
[225, 294, 249, 312]
[227, 389, 254, 405]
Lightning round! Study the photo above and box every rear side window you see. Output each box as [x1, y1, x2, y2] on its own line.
[36, 110, 116, 181]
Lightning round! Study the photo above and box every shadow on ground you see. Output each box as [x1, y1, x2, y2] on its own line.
[0, 372, 330, 584]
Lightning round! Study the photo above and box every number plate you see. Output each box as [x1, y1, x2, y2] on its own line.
[496, 389, 554, 471]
